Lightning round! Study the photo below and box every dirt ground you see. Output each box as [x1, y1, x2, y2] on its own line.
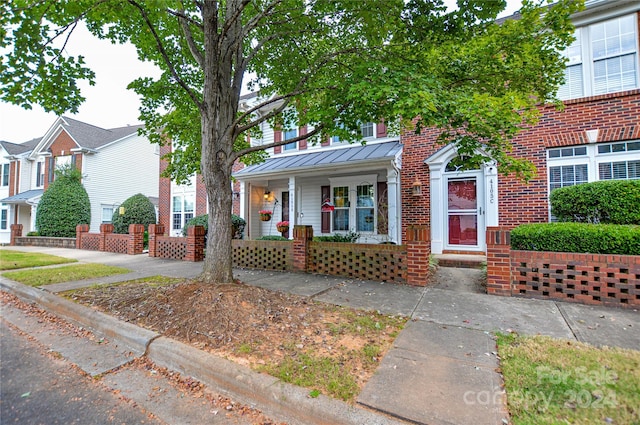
[64, 277, 406, 401]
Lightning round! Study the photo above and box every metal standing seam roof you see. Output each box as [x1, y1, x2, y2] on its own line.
[235, 141, 402, 177]
[0, 189, 43, 203]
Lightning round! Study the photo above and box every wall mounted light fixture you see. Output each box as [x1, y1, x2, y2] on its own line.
[412, 178, 422, 197]
[264, 191, 271, 200]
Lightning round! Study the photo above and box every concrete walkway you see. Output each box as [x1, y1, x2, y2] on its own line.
[1, 246, 639, 425]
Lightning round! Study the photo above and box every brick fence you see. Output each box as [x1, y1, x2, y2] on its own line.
[486, 226, 640, 309]
[148, 224, 205, 262]
[11, 223, 76, 249]
[76, 224, 146, 255]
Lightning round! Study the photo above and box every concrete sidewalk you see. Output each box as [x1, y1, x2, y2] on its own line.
[1, 246, 639, 425]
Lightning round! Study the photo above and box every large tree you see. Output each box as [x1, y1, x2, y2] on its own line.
[1, 0, 580, 283]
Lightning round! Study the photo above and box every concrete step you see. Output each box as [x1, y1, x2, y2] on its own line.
[434, 254, 486, 269]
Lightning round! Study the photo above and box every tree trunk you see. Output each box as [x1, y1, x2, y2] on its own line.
[198, 1, 240, 284]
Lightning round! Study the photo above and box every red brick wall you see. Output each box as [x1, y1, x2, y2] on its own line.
[43, 130, 82, 189]
[8, 161, 17, 196]
[195, 174, 207, 216]
[158, 143, 171, 233]
[400, 89, 640, 237]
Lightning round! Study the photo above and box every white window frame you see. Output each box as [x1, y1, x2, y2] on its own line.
[55, 155, 72, 169]
[329, 175, 377, 234]
[0, 207, 7, 230]
[547, 140, 640, 219]
[36, 161, 45, 188]
[558, 13, 639, 100]
[101, 205, 114, 224]
[361, 122, 375, 139]
[172, 194, 194, 233]
[1, 163, 9, 187]
[283, 127, 297, 151]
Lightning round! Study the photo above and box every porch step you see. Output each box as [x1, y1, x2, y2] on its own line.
[434, 254, 486, 269]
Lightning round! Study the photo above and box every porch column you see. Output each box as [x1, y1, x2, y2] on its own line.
[484, 162, 499, 227]
[239, 181, 246, 222]
[386, 167, 400, 244]
[429, 162, 444, 254]
[288, 177, 296, 235]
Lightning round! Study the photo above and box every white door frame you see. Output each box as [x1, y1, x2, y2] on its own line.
[425, 145, 499, 254]
[444, 171, 485, 252]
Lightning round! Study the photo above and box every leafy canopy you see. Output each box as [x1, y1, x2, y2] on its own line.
[1, 0, 581, 183]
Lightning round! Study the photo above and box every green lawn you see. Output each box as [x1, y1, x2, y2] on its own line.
[498, 333, 640, 425]
[2, 264, 130, 286]
[0, 250, 78, 270]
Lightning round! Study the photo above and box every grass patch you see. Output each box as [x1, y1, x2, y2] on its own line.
[497, 333, 640, 425]
[3, 264, 130, 286]
[0, 250, 77, 270]
[261, 351, 359, 401]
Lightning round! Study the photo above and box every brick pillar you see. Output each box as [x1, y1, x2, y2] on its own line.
[128, 224, 145, 255]
[75, 224, 89, 249]
[99, 223, 114, 252]
[10, 224, 23, 246]
[406, 225, 430, 286]
[293, 225, 313, 272]
[486, 226, 512, 296]
[185, 225, 205, 262]
[148, 224, 164, 258]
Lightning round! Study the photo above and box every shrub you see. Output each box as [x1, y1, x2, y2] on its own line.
[511, 223, 640, 255]
[35, 166, 91, 237]
[26, 231, 39, 236]
[314, 231, 360, 243]
[550, 180, 640, 224]
[111, 193, 157, 234]
[256, 235, 290, 241]
[181, 214, 246, 239]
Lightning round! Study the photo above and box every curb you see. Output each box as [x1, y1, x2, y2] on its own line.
[0, 278, 408, 425]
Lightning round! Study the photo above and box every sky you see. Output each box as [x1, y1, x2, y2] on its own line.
[0, 1, 522, 144]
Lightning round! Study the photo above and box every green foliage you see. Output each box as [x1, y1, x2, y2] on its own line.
[111, 193, 156, 234]
[35, 165, 90, 237]
[510, 223, 640, 255]
[550, 180, 640, 225]
[314, 232, 360, 243]
[182, 214, 246, 239]
[256, 235, 290, 241]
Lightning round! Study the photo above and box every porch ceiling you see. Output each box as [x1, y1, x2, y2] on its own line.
[234, 140, 402, 180]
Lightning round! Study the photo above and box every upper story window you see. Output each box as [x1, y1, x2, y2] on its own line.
[1, 164, 9, 187]
[558, 14, 638, 100]
[56, 155, 72, 169]
[361, 122, 374, 138]
[36, 161, 45, 187]
[283, 128, 297, 151]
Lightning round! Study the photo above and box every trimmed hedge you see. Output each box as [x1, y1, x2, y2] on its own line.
[256, 235, 290, 241]
[36, 166, 91, 237]
[313, 231, 360, 243]
[182, 214, 246, 239]
[112, 193, 157, 234]
[511, 223, 640, 255]
[550, 180, 640, 225]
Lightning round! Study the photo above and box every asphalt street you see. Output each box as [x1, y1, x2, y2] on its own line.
[0, 320, 161, 425]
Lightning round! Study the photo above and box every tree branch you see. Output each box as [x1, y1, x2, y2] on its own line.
[174, 4, 204, 69]
[127, 0, 203, 111]
[231, 122, 326, 161]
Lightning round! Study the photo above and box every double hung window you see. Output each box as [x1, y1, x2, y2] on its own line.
[1, 164, 9, 187]
[330, 176, 376, 233]
[172, 195, 194, 231]
[558, 14, 638, 100]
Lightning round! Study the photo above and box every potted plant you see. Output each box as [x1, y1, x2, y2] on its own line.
[259, 210, 273, 221]
[276, 220, 289, 232]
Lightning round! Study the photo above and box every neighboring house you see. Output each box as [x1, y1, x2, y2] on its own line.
[159, 1, 639, 250]
[0, 116, 159, 239]
[159, 92, 402, 242]
[402, 0, 640, 254]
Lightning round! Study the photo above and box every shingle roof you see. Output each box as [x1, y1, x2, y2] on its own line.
[235, 141, 402, 178]
[59, 116, 144, 150]
[0, 140, 32, 156]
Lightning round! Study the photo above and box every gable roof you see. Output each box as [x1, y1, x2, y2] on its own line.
[58, 116, 144, 150]
[0, 140, 32, 156]
[235, 141, 402, 179]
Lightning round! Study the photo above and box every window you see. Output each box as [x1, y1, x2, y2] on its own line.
[0, 208, 7, 230]
[597, 141, 640, 181]
[329, 176, 377, 233]
[1, 164, 9, 187]
[558, 14, 638, 100]
[172, 195, 194, 231]
[549, 164, 589, 190]
[56, 155, 72, 169]
[101, 206, 114, 223]
[36, 161, 45, 187]
[361, 122, 374, 138]
[283, 128, 297, 151]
